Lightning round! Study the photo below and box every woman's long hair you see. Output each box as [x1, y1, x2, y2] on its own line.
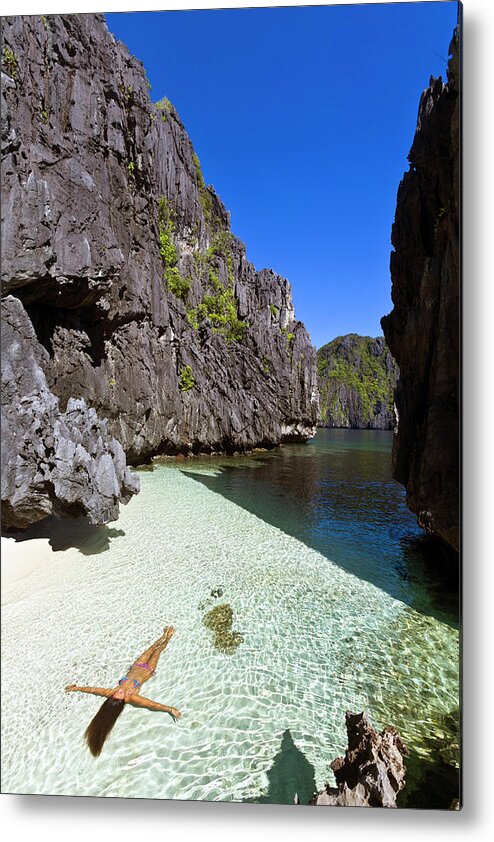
[84, 697, 125, 757]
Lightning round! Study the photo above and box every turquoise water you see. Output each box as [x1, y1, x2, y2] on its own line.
[1, 430, 459, 805]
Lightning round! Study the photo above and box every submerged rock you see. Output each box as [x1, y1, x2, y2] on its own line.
[317, 334, 398, 429]
[1, 296, 139, 530]
[203, 602, 244, 654]
[311, 711, 407, 807]
[381, 27, 460, 553]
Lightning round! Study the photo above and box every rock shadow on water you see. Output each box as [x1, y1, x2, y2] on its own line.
[398, 534, 460, 627]
[393, 707, 460, 809]
[4, 515, 125, 556]
[243, 730, 317, 805]
[397, 747, 460, 809]
[181, 458, 459, 629]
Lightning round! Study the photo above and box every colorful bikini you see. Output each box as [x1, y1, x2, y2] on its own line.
[118, 676, 140, 689]
[118, 662, 156, 689]
[134, 662, 155, 675]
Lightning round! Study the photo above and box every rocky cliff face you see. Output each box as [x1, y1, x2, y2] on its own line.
[317, 334, 398, 430]
[381, 28, 460, 554]
[1, 14, 318, 527]
[1, 295, 139, 529]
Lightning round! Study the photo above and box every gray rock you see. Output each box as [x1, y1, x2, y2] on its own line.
[311, 711, 407, 808]
[381, 28, 460, 553]
[1, 13, 319, 482]
[1, 296, 139, 530]
[317, 334, 398, 429]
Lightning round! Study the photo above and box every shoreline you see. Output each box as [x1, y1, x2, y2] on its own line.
[1, 535, 55, 588]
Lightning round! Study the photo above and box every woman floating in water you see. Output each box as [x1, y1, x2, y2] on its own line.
[65, 625, 181, 757]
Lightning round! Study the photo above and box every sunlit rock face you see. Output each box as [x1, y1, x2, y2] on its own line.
[1, 296, 139, 530]
[1, 13, 318, 496]
[381, 28, 460, 554]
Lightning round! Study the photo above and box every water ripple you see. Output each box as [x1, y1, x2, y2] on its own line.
[1, 447, 458, 804]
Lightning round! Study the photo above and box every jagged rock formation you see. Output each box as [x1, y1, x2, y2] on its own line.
[1, 14, 318, 497]
[311, 712, 407, 808]
[317, 334, 398, 429]
[381, 28, 460, 553]
[1, 296, 139, 530]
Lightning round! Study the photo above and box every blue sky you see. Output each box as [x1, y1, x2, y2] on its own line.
[106, 2, 458, 349]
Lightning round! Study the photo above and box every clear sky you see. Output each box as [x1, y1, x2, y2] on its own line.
[106, 2, 458, 350]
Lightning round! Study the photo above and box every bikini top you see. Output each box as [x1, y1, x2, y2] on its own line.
[118, 676, 140, 689]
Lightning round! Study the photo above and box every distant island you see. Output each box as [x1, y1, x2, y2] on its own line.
[317, 334, 398, 430]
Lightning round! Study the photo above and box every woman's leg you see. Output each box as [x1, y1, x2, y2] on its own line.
[134, 626, 174, 666]
[128, 627, 175, 686]
[145, 626, 175, 672]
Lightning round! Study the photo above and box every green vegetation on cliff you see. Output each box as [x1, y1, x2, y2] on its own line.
[157, 197, 192, 301]
[186, 233, 246, 342]
[2, 46, 18, 78]
[178, 364, 195, 392]
[317, 334, 398, 429]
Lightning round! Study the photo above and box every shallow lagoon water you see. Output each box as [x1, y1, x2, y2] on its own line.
[1, 431, 459, 804]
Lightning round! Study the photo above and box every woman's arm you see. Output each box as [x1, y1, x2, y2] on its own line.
[127, 693, 181, 720]
[65, 684, 114, 698]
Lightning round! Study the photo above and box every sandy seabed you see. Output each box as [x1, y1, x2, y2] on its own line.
[1, 463, 458, 802]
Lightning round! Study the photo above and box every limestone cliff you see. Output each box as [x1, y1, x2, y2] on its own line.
[381, 27, 460, 553]
[1, 295, 139, 529]
[317, 334, 398, 430]
[1, 14, 318, 528]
